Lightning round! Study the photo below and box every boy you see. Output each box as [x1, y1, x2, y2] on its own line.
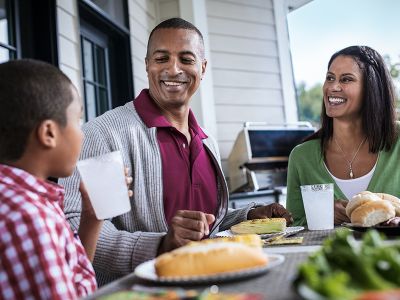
[0, 59, 101, 299]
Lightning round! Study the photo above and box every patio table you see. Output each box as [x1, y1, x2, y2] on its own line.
[84, 229, 336, 300]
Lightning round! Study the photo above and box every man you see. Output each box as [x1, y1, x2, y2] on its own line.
[60, 17, 292, 285]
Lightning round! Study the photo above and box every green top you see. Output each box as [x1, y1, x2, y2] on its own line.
[286, 128, 400, 226]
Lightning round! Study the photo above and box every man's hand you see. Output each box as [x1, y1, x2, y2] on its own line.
[334, 199, 350, 225]
[158, 210, 215, 254]
[247, 203, 293, 225]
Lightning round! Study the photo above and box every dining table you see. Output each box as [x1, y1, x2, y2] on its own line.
[83, 228, 339, 300]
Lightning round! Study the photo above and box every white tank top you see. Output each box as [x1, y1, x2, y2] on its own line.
[324, 160, 377, 200]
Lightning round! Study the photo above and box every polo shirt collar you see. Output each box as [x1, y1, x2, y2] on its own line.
[134, 89, 208, 139]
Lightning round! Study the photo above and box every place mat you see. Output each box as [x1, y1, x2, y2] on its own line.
[297, 229, 335, 246]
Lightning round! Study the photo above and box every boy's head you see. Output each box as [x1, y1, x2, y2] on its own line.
[0, 59, 83, 178]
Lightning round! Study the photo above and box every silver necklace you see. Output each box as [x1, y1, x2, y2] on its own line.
[333, 137, 367, 179]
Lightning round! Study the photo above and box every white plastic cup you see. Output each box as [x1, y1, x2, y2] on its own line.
[300, 183, 334, 230]
[77, 151, 131, 220]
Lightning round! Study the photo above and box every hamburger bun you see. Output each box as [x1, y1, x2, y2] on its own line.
[155, 241, 268, 278]
[346, 191, 381, 218]
[350, 200, 395, 227]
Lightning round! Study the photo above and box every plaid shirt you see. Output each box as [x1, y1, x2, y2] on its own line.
[0, 164, 97, 299]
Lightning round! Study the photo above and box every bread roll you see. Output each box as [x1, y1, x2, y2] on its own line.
[155, 242, 268, 277]
[346, 191, 381, 218]
[350, 200, 395, 226]
[375, 193, 400, 216]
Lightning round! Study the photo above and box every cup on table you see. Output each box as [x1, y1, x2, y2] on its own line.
[77, 151, 131, 220]
[300, 183, 334, 230]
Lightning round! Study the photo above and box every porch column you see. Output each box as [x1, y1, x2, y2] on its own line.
[178, 0, 218, 138]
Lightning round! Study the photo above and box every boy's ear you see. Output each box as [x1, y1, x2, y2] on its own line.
[36, 120, 59, 148]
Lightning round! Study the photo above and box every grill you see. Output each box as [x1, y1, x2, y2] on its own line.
[228, 122, 315, 193]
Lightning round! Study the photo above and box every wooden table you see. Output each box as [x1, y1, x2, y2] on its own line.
[84, 229, 336, 300]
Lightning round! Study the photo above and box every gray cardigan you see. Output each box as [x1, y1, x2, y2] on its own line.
[59, 101, 254, 286]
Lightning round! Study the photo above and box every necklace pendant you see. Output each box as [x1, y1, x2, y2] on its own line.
[350, 169, 354, 179]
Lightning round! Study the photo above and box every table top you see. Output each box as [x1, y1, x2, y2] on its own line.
[84, 229, 336, 300]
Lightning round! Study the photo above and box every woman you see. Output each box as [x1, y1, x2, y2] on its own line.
[286, 45, 400, 226]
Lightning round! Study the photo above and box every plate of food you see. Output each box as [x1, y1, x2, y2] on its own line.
[215, 218, 304, 239]
[134, 254, 284, 284]
[341, 222, 400, 236]
[294, 229, 400, 300]
[135, 235, 284, 284]
[342, 191, 400, 236]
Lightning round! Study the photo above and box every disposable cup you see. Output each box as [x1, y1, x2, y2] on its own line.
[77, 151, 131, 219]
[300, 183, 334, 230]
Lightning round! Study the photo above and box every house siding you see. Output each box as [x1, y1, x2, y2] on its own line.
[128, 0, 157, 96]
[206, 0, 286, 173]
[56, 0, 83, 96]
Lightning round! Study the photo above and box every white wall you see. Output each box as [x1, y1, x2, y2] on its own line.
[128, 0, 157, 96]
[206, 0, 289, 173]
[157, 0, 180, 21]
[56, 0, 83, 97]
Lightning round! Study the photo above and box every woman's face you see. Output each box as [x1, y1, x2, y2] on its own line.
[323, 55, 364, 120]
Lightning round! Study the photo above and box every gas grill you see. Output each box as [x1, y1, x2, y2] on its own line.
[228, 122, 315, 193]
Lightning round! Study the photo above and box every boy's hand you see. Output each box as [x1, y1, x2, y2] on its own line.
[79, 181, 97, 220]
[125, 167, 133, 197]
[78, 181, 103, 262]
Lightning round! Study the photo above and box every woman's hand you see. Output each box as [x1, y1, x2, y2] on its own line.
[334, 199, 350, 225]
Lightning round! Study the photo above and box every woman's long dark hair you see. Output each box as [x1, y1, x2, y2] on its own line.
[306, 46, 398, 154]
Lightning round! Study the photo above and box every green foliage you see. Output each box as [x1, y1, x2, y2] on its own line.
[293, 229, 400, 299]
[384, 55, 400, 115]
[297, 82, 323, 126]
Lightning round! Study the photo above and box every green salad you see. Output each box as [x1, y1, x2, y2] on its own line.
[294, 229, 400, 300]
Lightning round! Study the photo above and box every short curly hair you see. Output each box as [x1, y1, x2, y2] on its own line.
[146, 17, 205, 59]
[0, 59, 74, 162]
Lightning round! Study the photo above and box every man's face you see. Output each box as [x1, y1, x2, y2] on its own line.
[145, 28, 207, 109]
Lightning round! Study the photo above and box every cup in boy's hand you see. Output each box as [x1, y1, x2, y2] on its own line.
[77, 151, 131, 219]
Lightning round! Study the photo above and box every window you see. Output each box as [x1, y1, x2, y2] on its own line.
[0, 0, 57, 64]
[79, 0, 133, 121]
[87, 0, 127, 28]
[81, 23, 111, 120]
[0, 0, 17, 63]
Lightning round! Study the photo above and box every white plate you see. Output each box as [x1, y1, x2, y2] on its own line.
[215, 226, 305, 239]
[134, 254, 284, 284]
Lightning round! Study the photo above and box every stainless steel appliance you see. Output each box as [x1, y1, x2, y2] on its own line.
[228, 122, 315, 193]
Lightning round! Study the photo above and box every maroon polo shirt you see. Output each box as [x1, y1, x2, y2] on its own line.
[134, 90, 218, 226]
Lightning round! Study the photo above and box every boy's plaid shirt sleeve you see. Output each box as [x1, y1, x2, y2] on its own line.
[0, 165, 97, 299]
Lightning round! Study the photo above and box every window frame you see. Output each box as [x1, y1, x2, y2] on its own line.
[79, 0, 133, 119]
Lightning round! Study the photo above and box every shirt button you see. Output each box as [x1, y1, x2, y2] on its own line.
[182, 143, 186, 148]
